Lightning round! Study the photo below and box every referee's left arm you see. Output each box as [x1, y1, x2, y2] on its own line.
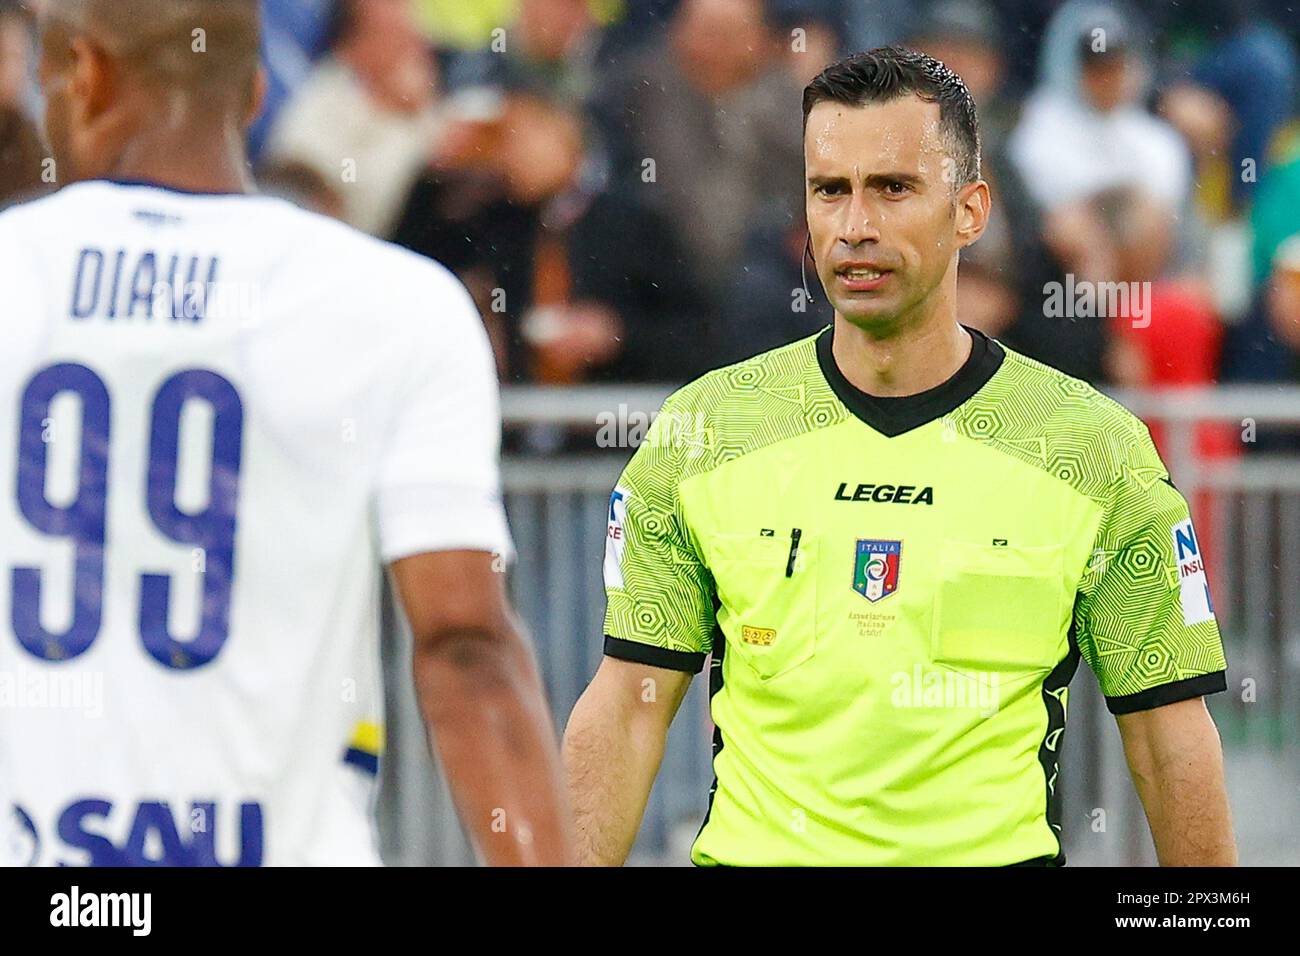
[1117, 697, 1236, 865]
[1074, 427, 1235, 865]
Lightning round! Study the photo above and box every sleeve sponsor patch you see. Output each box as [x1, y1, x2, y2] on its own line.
[603, 487, 629, 590]
[1171, 518, 1215, 626]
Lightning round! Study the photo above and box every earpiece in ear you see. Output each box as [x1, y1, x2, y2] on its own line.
[800, 231, 816, 304]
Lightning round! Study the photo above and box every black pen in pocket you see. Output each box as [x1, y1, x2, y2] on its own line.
[785, 528, 802, 577]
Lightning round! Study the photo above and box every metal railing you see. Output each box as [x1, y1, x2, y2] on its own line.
[377, 385, 1300, 866]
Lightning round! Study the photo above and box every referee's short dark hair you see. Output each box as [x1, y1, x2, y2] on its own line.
[802, 46, 981, 188]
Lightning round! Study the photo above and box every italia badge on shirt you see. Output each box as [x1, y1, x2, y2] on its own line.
[853, 539, 902, 602]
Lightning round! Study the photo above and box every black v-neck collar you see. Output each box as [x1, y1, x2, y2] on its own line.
[816, 323, 1005, 437]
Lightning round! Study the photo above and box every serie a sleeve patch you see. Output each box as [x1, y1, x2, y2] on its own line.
[603, 486, 629, 590]
[1171, 517, 1215, 627]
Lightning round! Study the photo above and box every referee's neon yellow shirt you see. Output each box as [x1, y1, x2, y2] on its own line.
[601, 325, 1228, 866]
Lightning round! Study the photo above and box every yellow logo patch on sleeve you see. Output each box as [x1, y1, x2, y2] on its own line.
[741, 625, 777, 646]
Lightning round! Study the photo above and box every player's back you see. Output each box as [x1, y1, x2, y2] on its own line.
[0, 180, 505, 865]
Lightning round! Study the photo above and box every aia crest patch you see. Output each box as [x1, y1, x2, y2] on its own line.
[853, 540, 901, 602]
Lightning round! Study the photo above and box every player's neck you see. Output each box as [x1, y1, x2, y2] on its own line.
[106, 121, 254, 196]
[830, 307, 973, 399]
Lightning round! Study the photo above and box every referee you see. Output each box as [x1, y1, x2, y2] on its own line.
[562, 47, 1235, 866]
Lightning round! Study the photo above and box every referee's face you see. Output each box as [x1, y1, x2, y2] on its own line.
[804, 96, 980, 333]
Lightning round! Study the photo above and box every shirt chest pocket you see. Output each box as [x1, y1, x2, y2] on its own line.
[931, 540, 1068, 673]
[709, 531, 820, 681]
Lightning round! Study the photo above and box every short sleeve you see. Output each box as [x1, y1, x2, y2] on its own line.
[374, 268, 514, 565]
[602, 399, 715, 674]
[1074, 423, 1228, 714]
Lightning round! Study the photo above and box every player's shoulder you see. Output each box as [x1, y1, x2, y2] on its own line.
[973, 341, 1163, 496]
[1, 180, 464, 297]
[270, 194, 466, 299]
[0, 188, 71, 283]
[205, 187, 483, 351]
[269, 202, 490, 375]
[0, 186, 65, 238]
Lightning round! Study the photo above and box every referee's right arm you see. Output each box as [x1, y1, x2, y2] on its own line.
[564, 658, 693, 866]
[563, 398, 715, 865]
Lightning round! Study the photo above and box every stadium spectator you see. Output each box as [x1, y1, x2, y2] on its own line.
[592, 0, 805, 294]
[1010, 5, 1192, 284]
[1007, 3, 1194, 381]
[716, 200, 833, 366]
[906, 0, 1015, 152]
[765, 0, 846, 86]
[0, 0, 42, 207]
[412, 0, 515, 50]
[1250, 152, 1300, 291]
[1155, 2, 1298, 332]
[0, 0, 33, 112]
[1232, 231, 1300, 449]
[596, 0, 677, 62]
[444, 0, 601, 109]
[1108, 282, 1234, 450]
[904, 1, 1062, 366]
[0, 104, 43, 206]
[248, 0, 334, 160]
[705, 2, 843, 364]
[394, 89, 711, 385]
[839, 0, 914, 52]
[1159, 0, 1298, 217]
[1265, 235, 1300, 371]
[948, 150, 1062, 361]
[1222, 151, 1300, 382]
[265, 0, 445, 238]
[256, 158, 347, 219]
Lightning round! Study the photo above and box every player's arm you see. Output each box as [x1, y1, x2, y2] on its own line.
[392, 550, 572, 867]
[1116, 698, 1235, 865]
[563, 657, 693, 866]
[375, 264, 573, 865]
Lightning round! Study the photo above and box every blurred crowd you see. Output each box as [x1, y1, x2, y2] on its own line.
[3, 0, 1300, 402]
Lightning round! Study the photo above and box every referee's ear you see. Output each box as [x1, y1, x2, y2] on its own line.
[954, 178, 992, 250]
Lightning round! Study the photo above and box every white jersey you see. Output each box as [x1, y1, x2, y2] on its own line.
[0, 180, 513, 866]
